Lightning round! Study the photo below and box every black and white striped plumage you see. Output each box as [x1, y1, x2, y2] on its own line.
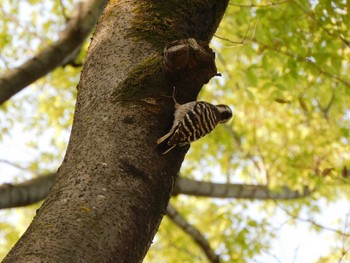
[157, 90, 232, 154]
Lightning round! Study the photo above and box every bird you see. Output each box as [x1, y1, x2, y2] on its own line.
[157, 87, 232, 154]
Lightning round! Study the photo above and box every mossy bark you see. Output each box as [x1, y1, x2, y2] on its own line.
[130, 0, 229, 49]
[3, 0, 229, 262]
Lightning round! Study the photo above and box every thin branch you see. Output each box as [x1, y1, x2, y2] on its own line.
[338, 212, 350, 262]
[214, 18, 259, 47]
[168, 242, 202, 260]
[229, 0, 290, 8]
[58, 0, 69, 22]
[256, 146, 270, 185]
[259, 247, 283, 263]
[0, 6, 49, 42]
[324, 87, 336, 115]
[0, 0, 108, 105]
[216, 12, 350, 87]
[222, 124, 262, 173]
[291, 0, 350, 47]
[255, 40, 350, 88]
[166, 203, 220, 263]
[214, 34, 248, 46]
[281, 207, 350, 237]
[316, 85, 336, 119]
[215, 22, 251, 46]
[0, 159, 28, 171]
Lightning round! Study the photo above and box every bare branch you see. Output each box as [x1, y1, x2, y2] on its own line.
[229, 0, 290, 8]
[316, 85, 336, 119]
[58, 0, 69, 22]
[166, 203, 220, 263]
[291, 0, 350, 47]
[222, 124, 263, 173]
[0, 6, 48, 43]
[0, 0, 108, 105]
[214, 18, 259, 47]
[214, 34, 247, 46]
[0, 173, 56, 209]
[281, 206, 350, 237]
[0, 172, 313, 209]
[217, 11, 350, 88]
[174, 177, 313, 200]
[0, 159, 28, 171]
[254, 40, 350, 88]
[338, 212, 350, 262]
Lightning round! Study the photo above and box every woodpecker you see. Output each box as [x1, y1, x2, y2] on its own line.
[157, 88, 232, 154]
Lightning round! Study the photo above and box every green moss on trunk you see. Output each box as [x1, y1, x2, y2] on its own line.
[128, 0, 229, 51]
[113, 55, 168, 102]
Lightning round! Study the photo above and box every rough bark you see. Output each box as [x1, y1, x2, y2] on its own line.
[3, 1, 229, 262]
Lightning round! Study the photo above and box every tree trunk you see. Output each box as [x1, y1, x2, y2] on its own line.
[3, 1, 229, 262]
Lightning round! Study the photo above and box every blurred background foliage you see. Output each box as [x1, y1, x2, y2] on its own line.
[0, 0, 349, 262]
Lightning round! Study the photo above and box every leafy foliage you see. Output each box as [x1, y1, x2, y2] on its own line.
[147, 0, 350, 261]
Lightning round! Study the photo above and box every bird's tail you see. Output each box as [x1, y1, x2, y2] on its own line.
[162, 145, 176, 155]
[157, 132, 172, 145]
[157, 131, 177, 154]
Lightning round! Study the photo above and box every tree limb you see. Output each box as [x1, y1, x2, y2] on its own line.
[0, 173, 56, 209]
[0, 173, 313, 209]
[166, 203, 220, 263]
[173, 177, 312, 200]
[0, 0, 108, 105]
[229, 0, 290, 8]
